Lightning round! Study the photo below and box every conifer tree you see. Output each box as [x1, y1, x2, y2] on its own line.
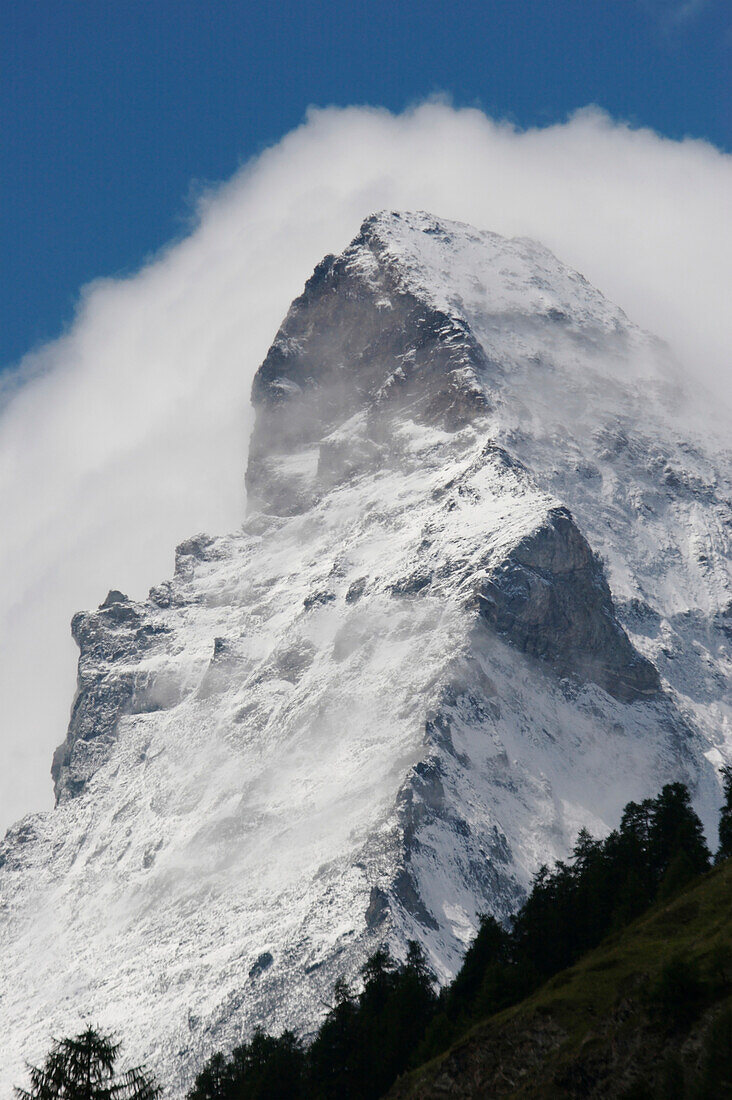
[444, 913, 511, 1019]
[186, 782, 718, 1100]
[187, 1052, 229, 1100]
[15, 1027, 161, 1100]
[716, 765, 732, 862]
[649, 783, 710, 884]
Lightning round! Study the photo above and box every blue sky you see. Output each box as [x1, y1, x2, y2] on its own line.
[2, 0, 729, 370]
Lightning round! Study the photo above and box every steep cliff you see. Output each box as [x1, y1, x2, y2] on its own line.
[1, 212, 729, 1096]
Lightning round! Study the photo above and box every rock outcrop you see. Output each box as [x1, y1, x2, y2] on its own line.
[1, 212, 729, 1096]
[476, 505, 660, 703]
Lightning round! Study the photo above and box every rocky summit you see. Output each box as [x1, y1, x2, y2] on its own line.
[1, 212, 730, 1096]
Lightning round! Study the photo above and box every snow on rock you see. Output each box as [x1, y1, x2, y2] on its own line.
[1, 212, 730, 1096]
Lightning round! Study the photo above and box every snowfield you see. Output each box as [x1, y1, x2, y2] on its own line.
[1, 212, 729, 1096]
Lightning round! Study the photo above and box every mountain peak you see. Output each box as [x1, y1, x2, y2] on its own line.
[1, 213, 729, 1096]
[358, 209, 629, 333]
[245, 209, 649, 520]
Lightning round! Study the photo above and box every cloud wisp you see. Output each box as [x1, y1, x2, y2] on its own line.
[0, 101, 730, 833]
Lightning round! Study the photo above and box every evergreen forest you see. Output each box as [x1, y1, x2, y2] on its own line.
[17, 771, 732, 1099]
[187, 774, 732, 1099]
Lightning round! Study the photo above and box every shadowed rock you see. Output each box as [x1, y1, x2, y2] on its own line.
[476, 507, 660, 702]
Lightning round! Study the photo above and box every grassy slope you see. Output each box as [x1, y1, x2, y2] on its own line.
[388, 860, 732, 1098]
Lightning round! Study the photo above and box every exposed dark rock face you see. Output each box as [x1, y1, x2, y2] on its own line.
[476, 506, 661, 702]
[365, 886, 390, 930]
[246, 215, 489, 515]
[248, 952, 274, 980]
[53, 214, 664, 806]
[51, 590, 177, 802]
[3, 211, 725, 1097]
[244, 213, 661, 709]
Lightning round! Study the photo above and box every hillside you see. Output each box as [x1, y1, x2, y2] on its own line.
[389, 860, 732, 1098]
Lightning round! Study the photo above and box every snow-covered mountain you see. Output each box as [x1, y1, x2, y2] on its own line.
[1, 212, 730, 1096]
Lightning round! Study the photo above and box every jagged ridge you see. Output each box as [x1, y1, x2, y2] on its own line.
[0, 212, 728, 1097]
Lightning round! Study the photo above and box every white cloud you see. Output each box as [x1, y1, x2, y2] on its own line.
[1, 102, 730, 832]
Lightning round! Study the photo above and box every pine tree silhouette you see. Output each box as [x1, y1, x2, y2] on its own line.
[15, 1026, 161, 1100]
[716, 765, 732, 862]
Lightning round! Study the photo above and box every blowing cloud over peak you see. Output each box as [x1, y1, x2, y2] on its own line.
[0, 101, 730, 833]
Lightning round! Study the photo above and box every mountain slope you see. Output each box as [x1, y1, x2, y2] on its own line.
[389, 859, 732, 1099]
[1, 212, 729, 1095]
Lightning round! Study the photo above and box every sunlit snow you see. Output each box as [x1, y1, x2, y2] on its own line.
[1, 213, 729, 1095]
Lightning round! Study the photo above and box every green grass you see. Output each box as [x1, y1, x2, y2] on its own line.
[389, 860, 732, 1098]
